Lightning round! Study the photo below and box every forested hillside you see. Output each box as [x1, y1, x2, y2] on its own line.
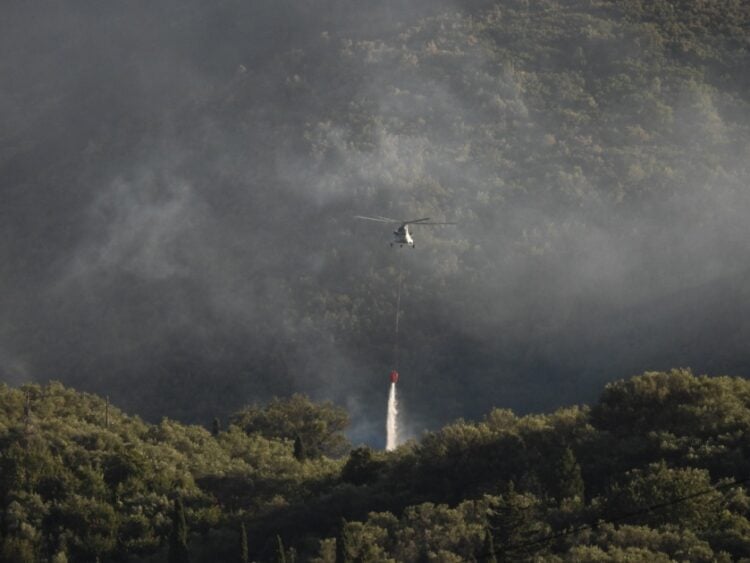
[2, 370, 750, 561]
[2, 0, 749, 440]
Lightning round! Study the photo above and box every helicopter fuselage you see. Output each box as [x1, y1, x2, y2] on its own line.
[392, 225, 414, 247]
[354, 214, 454, 247]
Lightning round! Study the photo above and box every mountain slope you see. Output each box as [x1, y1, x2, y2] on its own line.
[1, 0, 749, 438]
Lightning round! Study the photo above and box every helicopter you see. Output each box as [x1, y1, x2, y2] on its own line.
[354, 215, 455, 247]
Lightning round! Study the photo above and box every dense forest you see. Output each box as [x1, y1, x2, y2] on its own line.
[2, 0, 749, 441]
[2, 369, 750, 561]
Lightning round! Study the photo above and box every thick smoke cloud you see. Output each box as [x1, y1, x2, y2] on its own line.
[2, 0, 749, 444]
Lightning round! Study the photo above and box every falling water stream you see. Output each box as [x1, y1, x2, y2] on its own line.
[386, 382, 399, 451]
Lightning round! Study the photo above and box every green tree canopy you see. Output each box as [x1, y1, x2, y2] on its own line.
[607, 462, 723, 532]
[230, 394, 350, 459]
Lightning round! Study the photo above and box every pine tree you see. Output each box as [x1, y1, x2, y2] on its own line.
[487, 484, 544, 559]
[168, 497, 190, 563]
[239, 522, 248, 563]
[554, 447, 584, 502]
[212, 417, 221, 437]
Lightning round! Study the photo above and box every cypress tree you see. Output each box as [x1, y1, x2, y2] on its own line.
[168, 497, 190, 563]
[487, 484, 543, 559]
[212, 417, 221, 437]
[239, 522, 248, 563]
[482, 526, 497, 563]
[335, 519, 351, 563]
[293, 434, 306, 461]
[275, 535, 287, 563]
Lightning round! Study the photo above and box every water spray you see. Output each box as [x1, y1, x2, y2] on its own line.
[386, 371, 399, 451]
[386, 257, 404, 451]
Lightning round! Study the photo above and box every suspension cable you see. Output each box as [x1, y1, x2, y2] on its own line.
[393, 251, 403, 371]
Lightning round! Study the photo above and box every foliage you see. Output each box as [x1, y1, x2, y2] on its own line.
[230, 394, 350, 459]
[0, 381, 339, 561]
[5, 371, 750, 560]
[341, 446, 383, 486]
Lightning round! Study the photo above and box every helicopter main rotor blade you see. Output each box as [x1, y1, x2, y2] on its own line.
[354, 215, 400, 223]
[355, 215, 456, 226]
